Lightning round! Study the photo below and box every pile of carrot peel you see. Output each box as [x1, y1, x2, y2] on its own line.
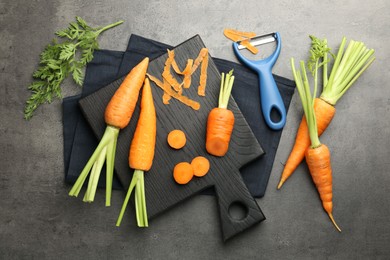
[285, 35, 375, 231]
[147, 48, 209, 110]
[223, 28, 259, 54]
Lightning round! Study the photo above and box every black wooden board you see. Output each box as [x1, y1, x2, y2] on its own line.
[79, 35, 265, 241]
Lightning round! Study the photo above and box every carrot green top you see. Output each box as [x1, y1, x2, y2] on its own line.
[319, 37, 375, 106]
[291, 59, 321, 148]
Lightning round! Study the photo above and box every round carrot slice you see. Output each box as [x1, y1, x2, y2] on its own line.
[173, 162, 193, 184]
[167, 130, 186, 149]
[191, 156, 210, 177]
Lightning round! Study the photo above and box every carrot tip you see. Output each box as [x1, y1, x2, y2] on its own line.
[328, 213, 342, 232]
[277, 180, 284, 190]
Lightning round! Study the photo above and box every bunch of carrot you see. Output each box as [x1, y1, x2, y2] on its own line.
[69, 57, 149, 206]
[284, 35, 375, 231]
[291, 58, 341, 231]
[278, 36, 375, 189]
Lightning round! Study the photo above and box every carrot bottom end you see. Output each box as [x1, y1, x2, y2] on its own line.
[206, 138, 229, 157]
[328, 213, 342, 232]
[277, 179, 285, 190]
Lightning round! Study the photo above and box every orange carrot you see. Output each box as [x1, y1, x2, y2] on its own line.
[105, 58, 150, 129]
[69, 57, 149, 206]
[206, 108, 235, 157]
[173, 162, 194, 184]
[206, 70, 235, 157]
[117, 77, 156, 228]
[278, 36, 375, 189]
[291, 59, 341, 232]
[305, 143, 340, 231]
[277, 97, 335, 189]
[191, 156, 210, 177]
[167, 129, 186, 149]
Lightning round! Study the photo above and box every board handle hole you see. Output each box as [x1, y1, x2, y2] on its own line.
[228, 201, 249, 221]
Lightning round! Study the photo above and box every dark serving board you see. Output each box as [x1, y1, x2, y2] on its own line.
[79, 35, 265, 241]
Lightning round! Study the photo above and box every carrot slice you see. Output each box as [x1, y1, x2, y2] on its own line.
[167, 129, 186, 149]
[173, 162, 194, 185]
[191, 156, 210, 177]
[147, 74, 200, 110]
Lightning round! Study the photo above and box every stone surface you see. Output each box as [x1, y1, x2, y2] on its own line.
[1, 0, 389, 258]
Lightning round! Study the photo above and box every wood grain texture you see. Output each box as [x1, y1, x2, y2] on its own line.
[79, 35, 265, 241]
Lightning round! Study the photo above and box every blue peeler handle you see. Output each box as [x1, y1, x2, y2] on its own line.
[233, 32, 286, 130]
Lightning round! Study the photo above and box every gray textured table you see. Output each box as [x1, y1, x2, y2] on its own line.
[1, 0, 389, 259]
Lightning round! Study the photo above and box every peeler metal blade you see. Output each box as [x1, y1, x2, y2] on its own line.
[237, 33, 277, 50]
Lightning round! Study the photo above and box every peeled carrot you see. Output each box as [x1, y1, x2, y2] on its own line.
[278, 36, 375, 189]
[206, 108, 234, 156]
[173, 162, 194, 184]
[191, 156, 210, 177]
[291, 58, 341, 232]
[116, 77, 156, 228]
[305, 143, 340, 231]
[206, 70, 235, 157]
[105, 58, 150, 128]
[167, 129, 186, 149]
[69, 57, 149, 206]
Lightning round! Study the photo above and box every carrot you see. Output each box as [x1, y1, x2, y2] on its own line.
[173, 162, 194, 184]
[291, 58, 341, 232]
[116, 78, 156, 228]
[191, 156, 210, 177]
[69, 57, 149, 206]
[167, 129, 186, 149]
[277, 97, 335, 189]
[206, 70, 235, 157]
[278, 36, 375, 189]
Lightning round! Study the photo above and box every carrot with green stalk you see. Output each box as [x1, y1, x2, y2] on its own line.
[278, 36, 375, 189]
[291, 58, 341, 232]
[206, 70, 235, 157]
[69, 57, 149, 206]
[116, 78, 156, 227]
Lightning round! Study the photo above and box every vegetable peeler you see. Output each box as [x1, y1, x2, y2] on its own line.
[233, 32, 286, 130]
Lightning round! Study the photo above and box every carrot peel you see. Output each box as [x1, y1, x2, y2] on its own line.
[69, 125, 119, 206]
